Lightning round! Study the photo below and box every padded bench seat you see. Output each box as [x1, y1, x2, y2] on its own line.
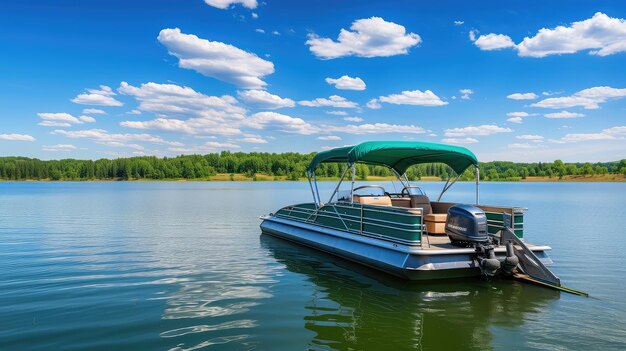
[424, 213, 447, 234]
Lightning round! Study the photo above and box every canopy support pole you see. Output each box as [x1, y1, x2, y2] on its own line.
[313, 173, 321, 207]
[391, 169, 408, 189]
[437, 173, 461, 202]
[307, 173, 320, 208]
[328, 164, 350, 204]
[475, 166, 480, 205]
[350, 164, 356, 203]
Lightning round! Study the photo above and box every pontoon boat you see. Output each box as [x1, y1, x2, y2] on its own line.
[260, 141, 561, 285]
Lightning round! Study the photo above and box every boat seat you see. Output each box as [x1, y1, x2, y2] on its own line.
[391, 198, 412, 208]
[354, 195, 392, 206]
[424, 213, 448, 234]
[410, 195, 433, 215]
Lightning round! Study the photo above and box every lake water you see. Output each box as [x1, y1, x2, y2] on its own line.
[0, 181, 624, 350]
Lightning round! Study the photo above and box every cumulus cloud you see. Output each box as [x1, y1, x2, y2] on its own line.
[472, 33, 516, 50]
[52, 129, 182, 146]
[473, 13, 626, 57]
[441, 137, 479, 144]
[245, 112, 320, 135]
[237, 90, 295, 109]
[325, 75, 366, 90]
[507, 92, 538, 100]
[460, 89, 473, 100]
[0, 133, 35, 141]
[326, 123, 425, 134]
[37, 112, 94, 126]
[366, 99, 382, 109]
[157, 28, 274, 89]
[532, 86, 626, 109]
[516, 135, 544, 141]
[343, 116, 364, 122]
[508, 143, 540, 149]
[507, 112, 530, 117]
[551, 126, 625, 143]
[444, 124, 512, 137]
[507, 117, 523, 124]
[317, 135, 342, 141]
[326, 110, 348, 116]
[71, 85, 123, 106]
[299, 95, 358, 108]
[239, 136, 268, 143]
[544, 110, 585, 118]
[378, 89, 448, 106]
[518, 12, 626, 57]
[306, 17, 421, 59]
[454, 21, 464, 26]
[203, 0, 257, 9]
[83, 108, 106, 115]
[118, 81, 246, 135]
[42, 144, 77, 151]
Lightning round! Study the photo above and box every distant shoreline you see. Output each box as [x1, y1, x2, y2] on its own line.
[2, 174, 624, 182]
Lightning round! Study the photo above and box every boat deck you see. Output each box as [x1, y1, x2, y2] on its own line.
[421, 234, 539, 251]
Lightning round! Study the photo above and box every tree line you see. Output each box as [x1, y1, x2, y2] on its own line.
[0, 153, 624, 181]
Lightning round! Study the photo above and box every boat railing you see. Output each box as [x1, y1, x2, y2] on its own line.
[274, 202, 424, 245]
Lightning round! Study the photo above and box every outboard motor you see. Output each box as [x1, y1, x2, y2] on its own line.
[445, 205, 488, 247]
[446, 205, 501, 276]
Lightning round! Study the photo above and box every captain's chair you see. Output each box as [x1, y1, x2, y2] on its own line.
[410, 195, 432, 215]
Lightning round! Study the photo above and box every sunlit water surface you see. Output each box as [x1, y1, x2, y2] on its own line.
[0, 181, 624, 350]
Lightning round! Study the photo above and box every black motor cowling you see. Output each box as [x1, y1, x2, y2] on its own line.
[445, 204, 488, 247]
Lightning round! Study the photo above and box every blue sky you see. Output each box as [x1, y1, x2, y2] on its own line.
[0, 0, 624, 162]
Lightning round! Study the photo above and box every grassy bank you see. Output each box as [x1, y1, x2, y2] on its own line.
[6, 173, 624, 182]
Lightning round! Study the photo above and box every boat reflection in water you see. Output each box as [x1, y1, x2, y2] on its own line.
[261, 235, 559, 351]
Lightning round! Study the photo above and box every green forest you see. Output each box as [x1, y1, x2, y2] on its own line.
[0, 153, 624, 181]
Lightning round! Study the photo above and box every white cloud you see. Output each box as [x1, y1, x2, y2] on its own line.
[343, 116, 363, 122]
[71, 85, 123, 106]
[517, 12, 626, 57]
[366, 99, 382, 109]
[42, 144, 77, 151]
[507, 117, 523, 124]
[272, 31, 280, 36]
[441, 137, 479, 144]
[251, 12, 258, 19]
[544, 110, 585, 118]
[326, 123, 425, 134]
[299, 95, 358, 108]
[517, 135, 544, 141]
[508, 143, 540, 149]
[306, 17, 421, 59]
[38, 112, 82, 125]
[444, 124, 512, 137]
[119, 81, 246, 135]
[255, 28, 265, 34]
[52, 129, 182, 146]
[473, 33, 516, 50]
[552, 125, 625, 143]
[127, 109, 142, 115]
[203, 0, 257, 10]
[460, 89, 473, 100]
[469, 30, 477, 42]
[82, 108, 106, 115]
[326, 110, 348, 116]
[454, 21, 464, 26]
[317, 135, 342, 141]
[157, 28, 274, 89]
[507, 112, 530, 117]
[204, 141, 240, 148]
[97, 141, 145, 150]
[378, 89, 448, 106]
[237, 90, 295, 109]
[0, 133, 35, 141]
[532, 86, 626, 109]
[239, 137, 268, 143]
[507, 92, 538, 100]
[38, 112, 94, 126]
[561, 133, 616, 142]
[325, 75, 366, 90]
[245, 112, 320, 135]
[79, 115, 96, 123]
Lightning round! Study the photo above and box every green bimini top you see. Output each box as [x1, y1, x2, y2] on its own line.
[307, 141, 478, 175]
